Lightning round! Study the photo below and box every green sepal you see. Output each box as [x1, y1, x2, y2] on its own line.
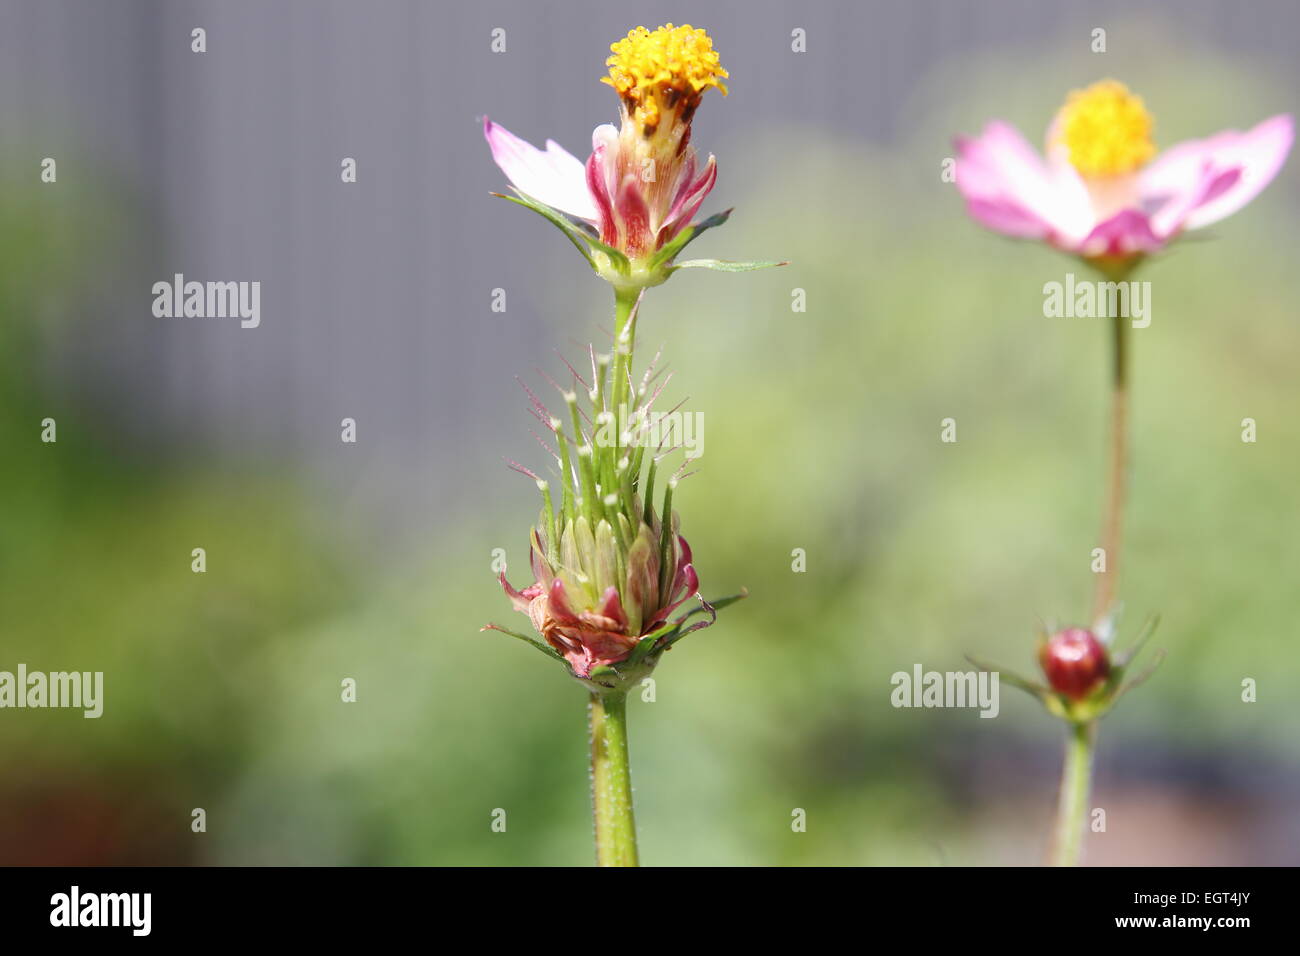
[624, 588, 749, 666]
[623, 621, 678, 668]
[669, 258, 788, 273]
[481, 623, 566, 663]
[965, 655, 1053, 703]
[492, 191, 596, 268]
[649, 208, 733, 269]
[492, 190, 634, 278]
[1111, 614, 1159, 671]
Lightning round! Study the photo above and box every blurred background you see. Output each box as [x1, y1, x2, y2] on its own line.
[1, 0, 1297, 865]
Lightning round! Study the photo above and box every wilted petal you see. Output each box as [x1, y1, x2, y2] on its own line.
[547, 577, 582, 626]
[529, 529, 554, 588]
[484, 117, 600, 222]
[596, 585, 629, 631]
[675, 533, 693, 570]
[614, 173, 654, 257]
[586, 124, 619, 243]
[659, 153, 716, 241]
[497, 570, 537, 613]
[649, 562, 699, 626]
[623, 531, 657, 636]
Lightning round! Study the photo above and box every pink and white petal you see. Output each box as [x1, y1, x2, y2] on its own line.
[1142, 115, 1293, 231]
[585, 152, 616, 243]
[1147, 164, 1241, 238]
[1079, 209, 1164, 259]
[660, 153, 717, 240]
[961, 196, 1055, 240]
[955, 122, 1095, 245]
[483, 117, 599, 222]
[614, 173, 654, 256]
[590, 124, 620, 202]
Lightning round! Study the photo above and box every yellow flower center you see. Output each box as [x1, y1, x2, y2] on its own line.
[1054, 80, 1156, 178]
[602, 23, 728, 135]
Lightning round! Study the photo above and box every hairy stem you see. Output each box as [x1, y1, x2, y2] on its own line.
[589, 691, 639, 867]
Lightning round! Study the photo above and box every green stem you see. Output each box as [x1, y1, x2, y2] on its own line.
[1051, 720, 1096, 866]
[610, 288, 640, 430]
[589, 691, 639, 866]
[1092, 308, 1129, 629]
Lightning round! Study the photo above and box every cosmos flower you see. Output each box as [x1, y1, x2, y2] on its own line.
[955, 80, 1293, 269]
[484, 23, 780, 291]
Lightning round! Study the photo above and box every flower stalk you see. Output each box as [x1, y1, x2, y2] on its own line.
[482, 22, 770, 868]
[1092, 306, 1129, 629]
[1051, 720, 1096, 867]
[589, 690, 638, 866]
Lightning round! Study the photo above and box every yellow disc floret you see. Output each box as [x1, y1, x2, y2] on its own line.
[1054, 80, 1156, 178]
[603, 23, 728, 135]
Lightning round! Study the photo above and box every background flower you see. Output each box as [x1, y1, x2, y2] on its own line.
[955, 80, 1292, 262]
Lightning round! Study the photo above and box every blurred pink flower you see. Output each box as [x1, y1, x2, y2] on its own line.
[955, 80, 1292, 264]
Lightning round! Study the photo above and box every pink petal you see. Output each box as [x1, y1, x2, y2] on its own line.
[596, 585, 629, 631]
[1145, 164, 1241, 239]
[669, 150, 698, 212]
[954, 122, 1094, 245]
[1079, 209, 1163, 258]
[1141, 115, 1293, 231]
[559, 642, 597, 678]
[960, 195, 1054, 239]
[546, 578, 582, 626]
[585, 128, 618, 245]
[675, 534, 693, 569]
[497, 570, 538, 614]
[614, 173, 654, 257]
[659, 154, 717, 243]
[483, 117, 599, 222]
[649, 563, 699, 627]
[529, 530, 554, 588]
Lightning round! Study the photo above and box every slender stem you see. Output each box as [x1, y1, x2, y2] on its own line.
[589, 691, 639, 866]
[1051, 721, 1096, 866]
[1091, 311, 1129, 629]
[610, 288, 640, 429]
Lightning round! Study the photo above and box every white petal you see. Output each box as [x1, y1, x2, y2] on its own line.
[484, 117, 599, 222]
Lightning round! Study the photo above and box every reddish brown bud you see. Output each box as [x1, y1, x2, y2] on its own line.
[1039, 628, 1110, 700]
